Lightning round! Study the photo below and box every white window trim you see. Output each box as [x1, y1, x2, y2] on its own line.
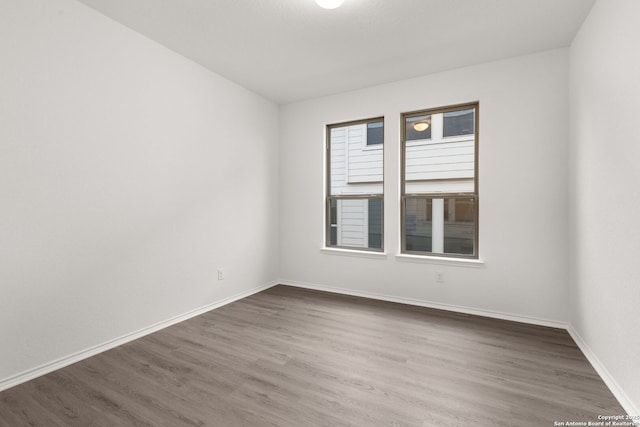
[321, 247, 388, 260]
[395, 253, 485, 268]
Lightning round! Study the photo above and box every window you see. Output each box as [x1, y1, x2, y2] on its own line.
[326, 118, 384, 251]
[443, 109, 474, 137]
[401, 103, 478, 258]
[405, 114, 432, 141]
[366, 121, 384, 146]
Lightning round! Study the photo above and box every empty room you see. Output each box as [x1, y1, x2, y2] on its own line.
[1, 0, 639, 425]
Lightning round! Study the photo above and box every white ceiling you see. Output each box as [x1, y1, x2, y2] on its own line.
[76, 0, 595, 104]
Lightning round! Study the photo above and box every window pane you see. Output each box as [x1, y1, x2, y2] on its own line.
[443, 109, 474, 137]
[404, 107, 476, 194]
[368, 198, 383, 249]
[366, 121, 383, 145]
[444, 197, 475, 256]
[330, 227, 337, 246]
[404, 198, 432, 252]
[404, 196, 476, 256]
[330, 122, 383, 195]
[405, 115, 431, 141]
[329, 197, 383, 250]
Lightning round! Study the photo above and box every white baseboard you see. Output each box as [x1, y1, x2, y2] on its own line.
[567, 326, 640, 420]
[3, 278, 637, 421]
[278, 279, 567, 329]
[0, 280, 279, 393]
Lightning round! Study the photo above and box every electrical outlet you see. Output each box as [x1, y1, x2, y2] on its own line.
[217, 268, 224, 280]
[435, 271, 444, 283]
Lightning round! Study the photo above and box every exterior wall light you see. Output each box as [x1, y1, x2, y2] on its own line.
[413, 121, 431, 131]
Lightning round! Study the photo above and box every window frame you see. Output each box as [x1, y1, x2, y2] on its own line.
[400, 102, 479, 259]
[325, 116, 385, 252]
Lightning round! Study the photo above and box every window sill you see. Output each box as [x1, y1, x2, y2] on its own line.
[395, 254, 485, 268]
[321, 247, 388, 260]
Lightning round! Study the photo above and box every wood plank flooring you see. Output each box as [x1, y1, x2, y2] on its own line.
[0, 285, 627, 426]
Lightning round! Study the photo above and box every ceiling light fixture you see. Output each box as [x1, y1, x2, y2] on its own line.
[413, 120, 431, 132]
[315, 0, 344, 9]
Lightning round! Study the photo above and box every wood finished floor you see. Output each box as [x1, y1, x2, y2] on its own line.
[0, 285, 626, 426]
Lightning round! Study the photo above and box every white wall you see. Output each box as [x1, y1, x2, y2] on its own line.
[6, 0, 636, 414]
[0, 0, 278, 385]
[569, 0, 640, 414]
[280, 49, 570, 324]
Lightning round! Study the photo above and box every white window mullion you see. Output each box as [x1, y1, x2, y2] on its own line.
[431, 113, 444, 143]
[336, 199, 342, 246]
[432, 198, 444, 253]
[363, 199, 369, 248]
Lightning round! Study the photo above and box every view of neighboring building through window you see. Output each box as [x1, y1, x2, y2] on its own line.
[366, 121, 383, 145]
[401, 103, 478, 257]
[326, 118, 384, 251]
